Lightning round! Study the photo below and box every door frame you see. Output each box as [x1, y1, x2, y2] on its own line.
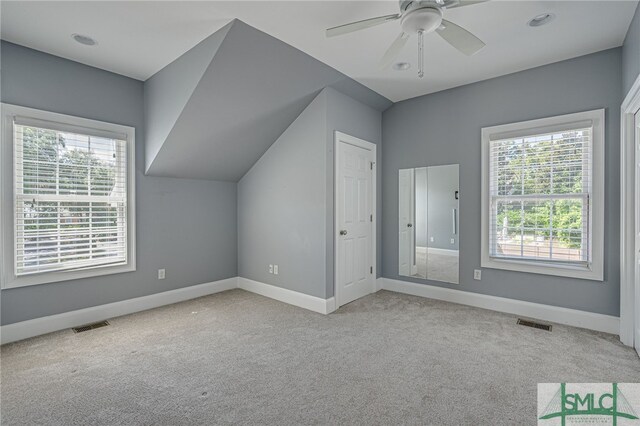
[620, 73, 640, 347]
[334, 131, 377, 308]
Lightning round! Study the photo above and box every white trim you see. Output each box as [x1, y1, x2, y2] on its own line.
[1, 276, 342, 344]
[375, 277, 384, 292]
[620, 74, 640, 347]
[0, 277, 238, 344]
[334, 131, 377, 308]
[0, 103, 137, 289]
[480, 109, 605, 281]
[238, 277, 335, 315]
[380, 277, 619, 335]
[425, 247, 459, 256]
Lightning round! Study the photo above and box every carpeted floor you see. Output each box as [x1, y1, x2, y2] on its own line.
[1, 289, 638, 425]
[413, 248, 459, 284]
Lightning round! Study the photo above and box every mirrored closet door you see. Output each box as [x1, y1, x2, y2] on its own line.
[398, 164, 459, 284]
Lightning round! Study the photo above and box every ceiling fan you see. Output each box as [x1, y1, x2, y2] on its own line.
[326, 0, 487, 78]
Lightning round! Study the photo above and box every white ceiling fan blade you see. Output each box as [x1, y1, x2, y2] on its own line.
[379, 32, 410, 69]
[444, 0, 489, 9]
[436, 19, 485, 56]
[326, 14, 400, 38]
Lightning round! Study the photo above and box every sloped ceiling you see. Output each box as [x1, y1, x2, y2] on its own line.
[4, 2, 637, 103]
[144, 22, 232, 172]
[144, 19, 390, 182]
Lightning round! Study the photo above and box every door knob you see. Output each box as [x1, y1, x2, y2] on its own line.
[407, 223, 413, 228]
[339, 230, 348, 236]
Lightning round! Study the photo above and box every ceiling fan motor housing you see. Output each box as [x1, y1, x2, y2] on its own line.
[400, 0, 457, 12]
[401, 7, 443, 34]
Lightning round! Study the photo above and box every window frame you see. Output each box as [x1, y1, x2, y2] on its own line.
[480, 109, 604, 281]
[1, 103, 136, 289]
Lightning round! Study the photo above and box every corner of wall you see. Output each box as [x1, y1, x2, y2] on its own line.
[237, 90, 329, 299]
[143, 21, 233, 174]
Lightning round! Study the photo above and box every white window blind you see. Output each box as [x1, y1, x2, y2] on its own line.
[488, 125, 592, 264]
[14, 121, 128, 276]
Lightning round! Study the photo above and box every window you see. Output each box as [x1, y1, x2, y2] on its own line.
[481, 110, 604, 280]
[1, 104, 136, 288]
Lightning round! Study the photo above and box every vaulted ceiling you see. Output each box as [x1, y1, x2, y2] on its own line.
[144, 19, 389, 181]
[2, 1, 637, 181]
[2, 1, 637, 102]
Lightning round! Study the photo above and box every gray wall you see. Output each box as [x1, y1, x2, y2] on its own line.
[382, 48, 622, 316]
[238, 91, 327, 298]
[0, 41, 238, 325]
[239, 87, 381, 299]
[145, 20, 391, 182]
[144, 22, 231, 171]
[427, 165, 459, 251]
[623, 2, 640, 95]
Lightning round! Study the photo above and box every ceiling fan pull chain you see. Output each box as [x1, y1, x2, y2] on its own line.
[417, 29, 425, 78]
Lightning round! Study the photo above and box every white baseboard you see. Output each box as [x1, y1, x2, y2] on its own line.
[375, 277, 384, 292]
[0, 277, 238, 345]
[416, 247, 459, 256]
[238, 277, 335, 315]
[1, 276, 337, 344]
[380, 277, 620, 335]
[6, 275, 613, 344]
[427, 247, 458, 256]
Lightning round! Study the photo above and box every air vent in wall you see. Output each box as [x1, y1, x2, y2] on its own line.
[517, 318, 552, 331]
[72, 320, 110, 333]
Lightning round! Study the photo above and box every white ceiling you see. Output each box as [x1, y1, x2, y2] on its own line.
[2, 1, 637, 102]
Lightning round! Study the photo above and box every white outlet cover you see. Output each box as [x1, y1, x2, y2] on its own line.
[450, 238, 455, 244]
[473, 269, 481, 280]
[430, 237, 434, 242]
[269, 264, 273, 274]
[274, 265, 279, 275]
[158, 269, 166, 279]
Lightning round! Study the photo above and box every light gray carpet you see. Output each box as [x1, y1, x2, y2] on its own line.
[1, 289, 638, 425]
[413, 247, 458, 284]
[426, 252, 458, 284]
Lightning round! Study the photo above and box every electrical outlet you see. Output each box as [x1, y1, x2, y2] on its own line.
[474, 269, 482, 280]
[269, 264, 273, 274]
[274, 265, 279, 275]
[450, 238, 455, 244]
[158, 269, 166, 280]
[430, 236, 434, 242]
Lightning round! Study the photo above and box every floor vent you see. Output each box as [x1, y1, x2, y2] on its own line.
[72, 320, 110, 333]
[517, 318, 552, 331]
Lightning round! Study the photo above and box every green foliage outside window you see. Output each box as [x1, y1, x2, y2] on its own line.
[19, 126, 120, 267]
[493, 131, 587, 249]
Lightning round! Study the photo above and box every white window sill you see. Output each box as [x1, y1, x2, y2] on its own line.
[480, 255, 603, 281]
[1, 263, 136, 289]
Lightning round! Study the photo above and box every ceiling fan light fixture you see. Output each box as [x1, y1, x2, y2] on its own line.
[401, 7, 443, 34]
[327, 0, 487, 79]
[72, 33, 97, 46]
[393, 62, 411, 71]
[527, 13, 555, 27]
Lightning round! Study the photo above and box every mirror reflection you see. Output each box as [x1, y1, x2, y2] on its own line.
[399, 164, 459, 284]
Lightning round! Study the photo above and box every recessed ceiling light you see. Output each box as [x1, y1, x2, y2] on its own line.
[393, 62, 411, 71]
[72, 33, 97, 46]
[528, 13, 555, 27]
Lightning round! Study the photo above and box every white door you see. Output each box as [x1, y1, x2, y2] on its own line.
[336, 132, 375, 308]
[635, 111, 640, 356]
[398, 168, 415, 276]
